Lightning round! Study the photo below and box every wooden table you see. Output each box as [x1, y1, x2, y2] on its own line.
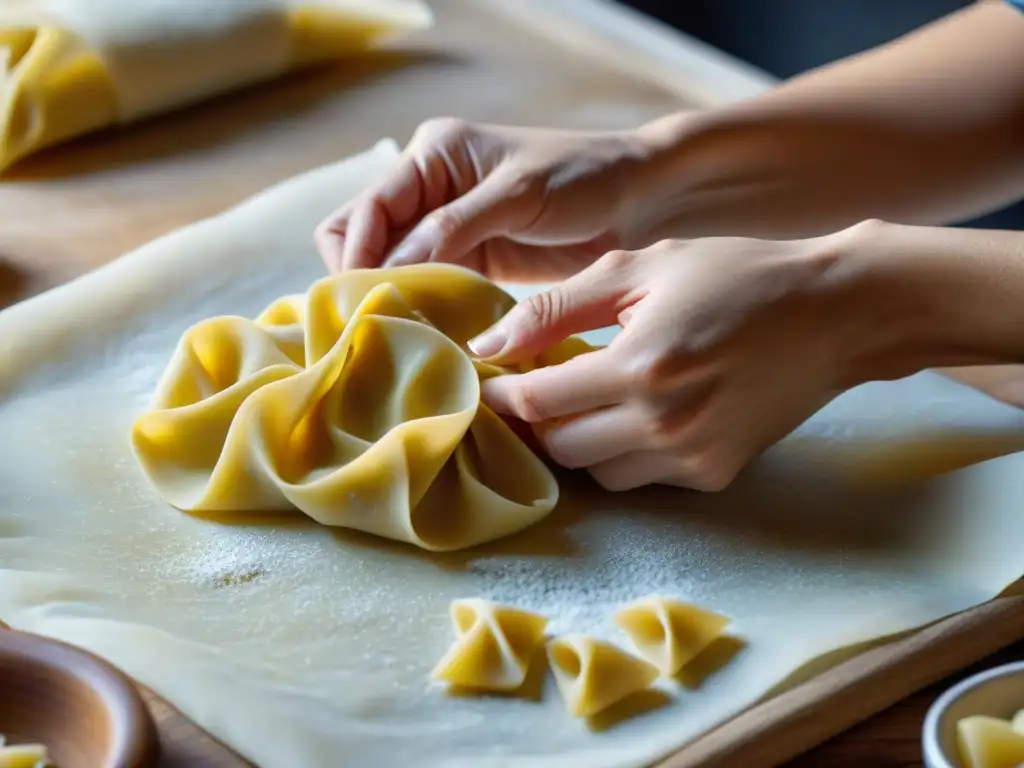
[791, 640, 1024, 767]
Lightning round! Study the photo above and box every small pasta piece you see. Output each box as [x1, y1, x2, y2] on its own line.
[957, 715, 1024, 768]
[547, 634, 658, 718]
[614, 596, 729, 676]
[430, 598, 547, 692]
[1012, 709, 1024, 735]
[0, 737, 50, 768]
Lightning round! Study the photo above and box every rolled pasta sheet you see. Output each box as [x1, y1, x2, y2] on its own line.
[430, 599, 548, 692]
[131, 263, 592, 552]
[547, 635, 659, 718]
[0, 0, 432, 170]
[957, 715, 1024, 768]
[613, 596, 730, 677]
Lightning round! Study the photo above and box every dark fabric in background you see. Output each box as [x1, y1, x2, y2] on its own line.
[621, 0, 1024, 229]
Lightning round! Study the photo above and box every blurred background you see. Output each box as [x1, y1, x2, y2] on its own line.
[622, 0, 1024, 230]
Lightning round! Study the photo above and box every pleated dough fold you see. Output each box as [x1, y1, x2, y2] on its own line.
[132, 263, 591, 552]
[0, 0, 431, 170]
[431, 599, 548, 692]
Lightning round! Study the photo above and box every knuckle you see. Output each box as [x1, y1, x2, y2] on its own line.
[588, 466, 634, 493]
[520, 288, 567, 330]
[624, 350, 671, 392]
[541, 434, 587, 470]
[509, 382, 552, 424]
[680, 449, 738, 492]
[424, 206, 463, 241]
[595, 248, 636, 275]
[415, 116, 473, 147]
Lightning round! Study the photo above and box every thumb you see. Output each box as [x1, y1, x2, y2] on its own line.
[383, 167, 539, 268]
[468, 251, 636, 362]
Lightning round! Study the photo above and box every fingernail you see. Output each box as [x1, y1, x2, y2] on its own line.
[468, 324, 508, 358]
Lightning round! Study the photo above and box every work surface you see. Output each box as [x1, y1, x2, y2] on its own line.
[0, 1, 1023, 767]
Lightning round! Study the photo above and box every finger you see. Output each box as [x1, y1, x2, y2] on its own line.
[588, 446, 739, 493]
[481, 348, 631, 423]
[468, 250, 638, 360]
[538, 403, 650, 469]
[383, 166, 538, 269]
[314, 157, 428, 273]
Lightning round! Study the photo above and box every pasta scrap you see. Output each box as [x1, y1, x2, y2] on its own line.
[0, 735, 51, 768]
[614, 596, 729, 676]
[547, 635, 658, 718]
[957, 713, 1024, 768]
[430, 599, 548, 692]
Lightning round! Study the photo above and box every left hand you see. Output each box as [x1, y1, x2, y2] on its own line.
[473, 222, 905, 491]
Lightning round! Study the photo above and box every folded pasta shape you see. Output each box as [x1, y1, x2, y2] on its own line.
[0, 0, 432, 170]
[613, 596, 730, 676]
[131, 263, 592, 552]
[546, 635, 659, 718]
[430, 599, 548, 692]
[957, 715, 1024, 768]
[1013, 709, 1024, 734]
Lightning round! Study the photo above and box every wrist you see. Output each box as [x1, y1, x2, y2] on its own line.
[820, 219, 1024, 387]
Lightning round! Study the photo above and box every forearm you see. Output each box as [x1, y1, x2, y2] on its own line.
[837, 220, 1024, 385]
[622, 0, 1024, 244]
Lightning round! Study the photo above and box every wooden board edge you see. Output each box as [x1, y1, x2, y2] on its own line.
[659, 590, 1024, 767]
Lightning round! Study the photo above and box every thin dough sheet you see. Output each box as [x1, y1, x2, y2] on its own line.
[2, 139, 1024, 768]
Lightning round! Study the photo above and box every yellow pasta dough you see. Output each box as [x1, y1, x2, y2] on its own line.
[614, 596, 730, 677]
[430, 599, 548, 692]
[1013, 709, 1024, 734]
[131, 263, 591, 552]
[547, 635, 659, 718]
[957, 714, 1024, 768]
[0, 0, 431, 170]
[0, 736, 49, 768]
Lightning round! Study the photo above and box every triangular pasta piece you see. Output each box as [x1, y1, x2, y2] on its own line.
[957, 715, 1024, 768]
[1012, 709, 1024, 735]
[430, 599, 547, 692]
[547, 634, 658, 718]
[614, 596, 729, 676]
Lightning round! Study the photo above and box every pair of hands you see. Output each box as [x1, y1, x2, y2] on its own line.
[314, 119, 893, 491]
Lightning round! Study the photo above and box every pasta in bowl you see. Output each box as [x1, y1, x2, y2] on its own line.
[131, 263, 591, 552]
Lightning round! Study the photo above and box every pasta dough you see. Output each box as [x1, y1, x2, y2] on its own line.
[614, 597, 730, 677]
[2, 140, 1024, 767]
[0, 0, 431, 170]
[131, 263, 590, 552]
[957, 714, 1024, 768]
[548, 635, 659, 718]
[430, 599, 548, 692]
[0, 736, 48, 768]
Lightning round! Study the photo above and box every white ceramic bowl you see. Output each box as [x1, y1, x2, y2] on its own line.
[922, 660, 1024, 768]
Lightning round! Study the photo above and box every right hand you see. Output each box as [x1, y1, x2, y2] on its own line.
[315, 118, 655, 283]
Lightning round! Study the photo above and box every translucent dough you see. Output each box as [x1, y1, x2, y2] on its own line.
[431, 599, 548, 692]
[547, 634, 659, 718]
[614, 596, 730, 676]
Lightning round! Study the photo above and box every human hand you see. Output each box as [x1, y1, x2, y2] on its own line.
[315, 118, 655, 283]
[473, 223, 907, 491]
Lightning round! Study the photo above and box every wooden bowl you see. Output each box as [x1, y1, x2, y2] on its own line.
[0, 628, 160, 768]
